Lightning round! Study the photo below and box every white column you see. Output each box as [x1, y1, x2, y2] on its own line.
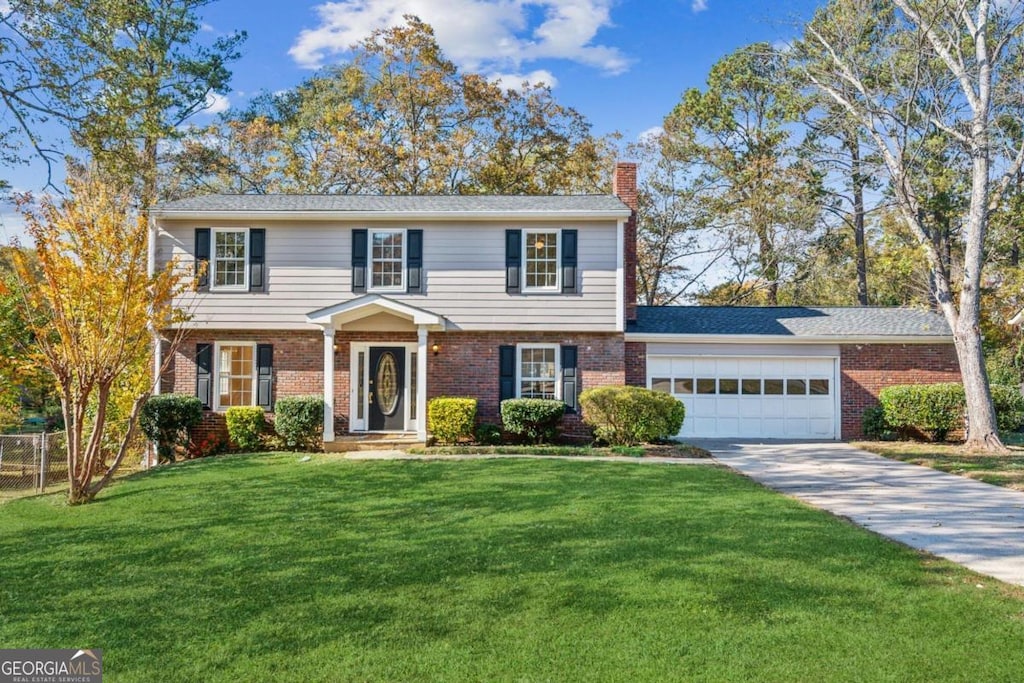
[417, 326, 429, 441]
[322, 326, 335, 442]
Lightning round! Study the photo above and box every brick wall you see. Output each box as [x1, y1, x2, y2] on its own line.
[428, 331, 625, 439]
[166, 330, 326, 445]
[164, 328, 626, 442]
[624, 341, 647, 387]
[613, 162, 638, 325]
[840, 343, 960, 439]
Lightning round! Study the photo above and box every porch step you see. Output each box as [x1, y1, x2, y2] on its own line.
[324, 434, 425, 453]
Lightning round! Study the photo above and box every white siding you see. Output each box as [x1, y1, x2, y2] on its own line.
[157, 219, 619, 331]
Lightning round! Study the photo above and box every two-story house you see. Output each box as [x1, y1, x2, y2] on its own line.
[151, 163, 961, 444]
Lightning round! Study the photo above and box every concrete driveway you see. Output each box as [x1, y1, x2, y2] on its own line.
[697, 440, 1024, 587]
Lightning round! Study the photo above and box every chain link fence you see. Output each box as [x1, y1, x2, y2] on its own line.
[0, 431, 67, 497]
[1, 425, 149, 501]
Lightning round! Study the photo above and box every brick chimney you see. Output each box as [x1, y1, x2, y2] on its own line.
[612, 161, 638, 324]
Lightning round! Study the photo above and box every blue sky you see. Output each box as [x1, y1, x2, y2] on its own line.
[1, 0, 823, 242]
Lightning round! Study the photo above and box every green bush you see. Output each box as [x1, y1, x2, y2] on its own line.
[225, 406, 266, 451]
[428, 397, 477, 445]
[861, 404, 896, 441]
[879, 384, 965, 442]
[475, 422, 503, 446]
[579, 386, 686, 446]
[500, 398, 565, 444]
[991, 384, 1024, 432]
[274, 396, 325, 450]
[139, 394, 203, 463]
[879, 382, 1024, 440]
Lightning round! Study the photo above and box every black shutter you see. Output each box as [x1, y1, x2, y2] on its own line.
[499, 345, 516, 402]
[256, 344, 273, 410]
[196, 343, 212, 409]
[561, 229, 578, 294]
[561, 345, 578, 413]
[505, 229, 521, 293]
[249, 228, 265, 291]
[407, 229, 423, 293]
[352, 229, 367, 293]
[195, 228, 210, 291]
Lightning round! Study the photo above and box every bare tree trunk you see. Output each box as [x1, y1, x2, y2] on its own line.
[849, 133, 868, 305]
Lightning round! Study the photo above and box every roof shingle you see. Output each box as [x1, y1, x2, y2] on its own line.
[629, 306, 951, 338]
[154, 194, 630, 214]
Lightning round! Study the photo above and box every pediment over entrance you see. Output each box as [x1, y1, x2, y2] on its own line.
[306, 294, 447, 331]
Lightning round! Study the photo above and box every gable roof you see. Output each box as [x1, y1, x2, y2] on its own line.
[152, 194, 631, 220]
[628, 306, 952, 341]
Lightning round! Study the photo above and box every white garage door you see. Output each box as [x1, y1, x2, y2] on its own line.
[647, 356, 839, 439]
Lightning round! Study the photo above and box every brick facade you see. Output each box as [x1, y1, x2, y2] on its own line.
[613, 162, 638, 325]
[164, 329, 625, 443]
[839, 343, 961, 439]
[624, 341, 646, 388]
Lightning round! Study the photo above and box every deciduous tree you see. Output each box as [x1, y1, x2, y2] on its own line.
[5, 168, 189, 504]
[796, 0, 1024, 451]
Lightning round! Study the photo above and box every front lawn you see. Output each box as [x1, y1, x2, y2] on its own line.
[855, 437, 1024, 490]
[2, 455, 1024, 681]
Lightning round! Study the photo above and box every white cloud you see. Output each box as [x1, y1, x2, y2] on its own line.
[0, 1, 11, 15]
[691, 0, 708, 13]
[0, 211, 27, 245]
[637, 125, 663, 142]
[289, 0, 631, 77]
[203, 92, 231, 115]
[488, 69, 559, 91]
[201, 22, 215, 32]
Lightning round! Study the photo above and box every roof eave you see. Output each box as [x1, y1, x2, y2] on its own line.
[151, 208, 632, 222]
[625, 333, 955, 344]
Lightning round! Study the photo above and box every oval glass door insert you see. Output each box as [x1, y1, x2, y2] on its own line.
[376, 352, 400, 416]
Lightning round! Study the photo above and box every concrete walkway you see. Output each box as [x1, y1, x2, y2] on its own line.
[699, 440, 1024, 587]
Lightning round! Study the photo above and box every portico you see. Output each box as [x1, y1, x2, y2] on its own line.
[307, 295, 448, 442]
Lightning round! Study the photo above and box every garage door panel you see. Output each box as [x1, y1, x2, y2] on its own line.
[716, 397, 739, 417]
[671, 358, 694, 376]
[649, 354, 837, 439]
[808, 399, 833, 418]
[738, 399, 762, 418]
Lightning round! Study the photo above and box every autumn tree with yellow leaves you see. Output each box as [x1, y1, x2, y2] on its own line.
[6, 169, 189, 504]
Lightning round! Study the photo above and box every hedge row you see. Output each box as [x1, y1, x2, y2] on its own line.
[869, 382, 1024, 441]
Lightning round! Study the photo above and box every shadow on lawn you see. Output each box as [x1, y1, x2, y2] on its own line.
[0, 455, 988, 673]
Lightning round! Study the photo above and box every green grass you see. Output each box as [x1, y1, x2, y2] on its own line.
[2, 454, 1024, 682]
[855, 438, 1024, 491]
[409, 443, 709, 458]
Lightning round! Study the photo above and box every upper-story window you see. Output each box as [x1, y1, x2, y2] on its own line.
[212, 228, 249, 290]
[524, 230, 560, 292]
[370, 229, 406, 292]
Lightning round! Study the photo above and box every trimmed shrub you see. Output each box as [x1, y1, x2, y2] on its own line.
[139, 394, 203, 463]
[879, 383, 965, 442]
[992, 384, 1024, 432]
[880, 382, 1024, 440]
[225, 406, 266, 451]
[579, 386, 686, 446]
[475, 422, 503, 446]
[500, 398, 565, 444]
[861, 404, 896, 441]
[274, 396, 326, 450]
[428, 397, 478, 445]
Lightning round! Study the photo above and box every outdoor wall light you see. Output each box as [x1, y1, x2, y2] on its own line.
[432, 343, 440, 356]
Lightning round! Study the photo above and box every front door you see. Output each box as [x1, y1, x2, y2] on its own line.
[368, 347, 405, 431]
